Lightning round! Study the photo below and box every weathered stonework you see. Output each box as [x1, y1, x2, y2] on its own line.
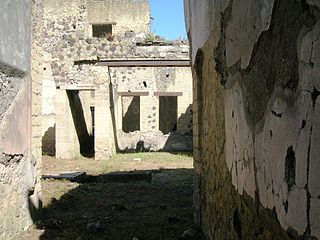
[0, 66, 24, 120]
[87, 0, 150, 35]
[185, 0, 320, 239]
[31, 0, 44, 220]
[42, 0, 193, 159]
[0, 0, 43, 239]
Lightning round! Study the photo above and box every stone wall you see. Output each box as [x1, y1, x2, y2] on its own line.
[185, 0, 320, 239]
[112, 66, 193, 152]
[87, 0, 150, 35]
[0, 0, 43, 239]
[43, 0, 150, 54]
[31, 0, 44, 218]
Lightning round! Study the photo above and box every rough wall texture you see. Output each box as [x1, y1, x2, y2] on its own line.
[0, 0, 43, 239]
[42, 0, 193, 159]
[185, 0, 320, 239]
[31, 0, 44, 218]
[112, 66, 193, 152]
[87, 0, 150, 35]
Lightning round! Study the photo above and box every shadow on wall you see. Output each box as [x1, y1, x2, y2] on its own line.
[162, 104, 193, 152]
[159, 96, 178, 134]
[109, 80, 120, 151]
[28, 168, 204, 240]
[42, 124, 56, 156]
[122, 96, 140, 133]
[67, 90, 94, 158]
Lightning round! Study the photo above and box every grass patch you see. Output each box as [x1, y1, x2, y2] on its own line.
[19, 153, 202, 240]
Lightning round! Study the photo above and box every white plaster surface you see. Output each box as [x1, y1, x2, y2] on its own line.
[184, 0, 230, 63]
[225, 78, 255, 198]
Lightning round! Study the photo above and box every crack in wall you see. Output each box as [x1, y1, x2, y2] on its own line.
[311, 87, 320, 106]
[285, 146, 296, 191]
[242, 0, 318, 132]
[271, 110, 283, 118]
[303, 124, 313, 238]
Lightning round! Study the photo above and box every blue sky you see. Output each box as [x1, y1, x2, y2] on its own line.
[149, 0, 187, 40]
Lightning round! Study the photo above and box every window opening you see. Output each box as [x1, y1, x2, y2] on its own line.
[92, 24, 113, 39]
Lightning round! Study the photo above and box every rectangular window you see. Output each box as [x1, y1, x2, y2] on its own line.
[92, 24, 113, 38]
[159, 96, 177, 134]
[122, 96, 140, 133]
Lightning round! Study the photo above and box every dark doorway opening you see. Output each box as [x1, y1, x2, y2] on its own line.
[159, 96, 177, 134]
[122, 96, 140, 133]
[42, 124, 56, 156]
[67, 90, 94, 158]
[90, 106, 95, 137]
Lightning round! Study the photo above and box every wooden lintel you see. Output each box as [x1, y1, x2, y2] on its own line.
[118, 92, 149, 96]
[96, 59, 190, 67]
[57, 85, 96, 90]
[154, 92, 183, 97]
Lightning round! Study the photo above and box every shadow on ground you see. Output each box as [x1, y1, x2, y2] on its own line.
[30, 169, 203, 240]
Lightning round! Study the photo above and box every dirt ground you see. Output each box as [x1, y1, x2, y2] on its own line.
[19, 153, 203, 240]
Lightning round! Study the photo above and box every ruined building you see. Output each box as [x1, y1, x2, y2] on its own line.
[185, 0, 320, 239]
[0, 0, 43, 239]
[42, 0, 193, 160]
[2, 0, 320, 239]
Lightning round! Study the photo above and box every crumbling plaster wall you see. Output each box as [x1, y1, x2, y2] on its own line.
[185, 0, 320, 239]
[0, 0, 43, 239]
